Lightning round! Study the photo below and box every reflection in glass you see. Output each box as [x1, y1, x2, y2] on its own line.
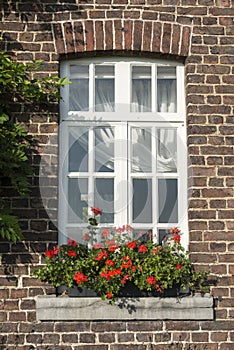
[133, 179, 152, 223]
[131, 66, 151, 112]
[95, 65, 115, 112]
[158, 179, 178, 223]
[69, 65, 89, 111]
[69, 128, 88, 172]
[94, 178, 114, 223]
[131, 128, 152, 173]
[157, 67, 177, 113]
[157, 129, 177, 173]
[95, 128, 114, 172]
[68, 178, 88, 223]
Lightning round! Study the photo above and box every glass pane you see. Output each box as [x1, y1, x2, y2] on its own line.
[158, 229, 167, 245]
[131, 128, 152, 173]
[158, 179, 178, 223]
[131, 66, 151, 112]
[95, 65, 115, 112]
[157, 67, 177, 113]
[157, 129, 177, 173]
[133, 179, 152, 223]
[68, 178, 88, 223]
[69, 65, 89, 111]
[133, 229, 153, 243]
[95, 127, 114, 172]
[69, 128, 88, 172]
[94, 178, 114, 223]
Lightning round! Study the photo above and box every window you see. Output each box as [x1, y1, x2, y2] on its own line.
[59, 58, 187, 248]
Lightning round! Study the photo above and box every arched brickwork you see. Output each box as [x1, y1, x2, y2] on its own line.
[53, 20, 191, 57]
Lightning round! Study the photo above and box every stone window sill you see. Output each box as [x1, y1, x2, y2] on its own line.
[37, 294, 214, 321]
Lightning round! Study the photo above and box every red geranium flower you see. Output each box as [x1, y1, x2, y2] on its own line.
[121, 274, 130, 285]
[45, 245, 58, 259]
[173, 233, 181, 244]
[93, 242, 105, 250]
[127, 240, 137, 249]
[91, 207, 102, 215]
[45, 249, 55, 259]
[146, 276, 157, 285]
[105, 259, 115, 266]
[74, 272, 88, 284]
[176, 264, 182, 270]
[83, 233, 90, 241]
[102, 228, 110, 238]
[138, 244, 147, 253]
[107, 292, 113, 299]
[108, 244, 119, 252]
[68, 239, 78, 247]
[67, 250, 77, 257]
[121, 256, 132, 269]
[94, 250, 108, 261]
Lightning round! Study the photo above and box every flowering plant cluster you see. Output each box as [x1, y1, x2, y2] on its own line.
[33, 207, 209, 301]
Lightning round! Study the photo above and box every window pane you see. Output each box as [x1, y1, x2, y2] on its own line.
[158, 179, 178, 223]
[69, 65, 89, 111]
[69, 128, 88, 172]
[133, 179, 152, 223]
[95, 127, 114, 172]
[157, 67, 177, 113]
[94, 178, 114, 223]
[95, 65, 115, 112]
[157, 129, 177, 173]
[68, 178, 88, 223]
[131, 66, 151, 112]
[131, 128, 152, 173]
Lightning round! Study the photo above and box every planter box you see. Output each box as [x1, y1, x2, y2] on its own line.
[37, 294, 214, 321]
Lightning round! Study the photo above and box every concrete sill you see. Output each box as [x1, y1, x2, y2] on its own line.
[37, 294, 214, 321]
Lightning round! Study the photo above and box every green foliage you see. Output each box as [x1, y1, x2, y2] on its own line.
[33, 234, 209, 302]
[0, 212, 24, 243]
[0, 50, 68, 242]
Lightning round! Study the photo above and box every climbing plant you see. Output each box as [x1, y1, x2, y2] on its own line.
[0, 50, 68, 242]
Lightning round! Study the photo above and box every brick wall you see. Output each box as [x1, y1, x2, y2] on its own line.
[0, 0, 234, 348]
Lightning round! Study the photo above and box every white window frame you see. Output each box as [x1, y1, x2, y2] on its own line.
[59, 58, 188, 248]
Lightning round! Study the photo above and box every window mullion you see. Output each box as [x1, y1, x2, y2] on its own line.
[89, 63, 94, 111]
[88, 127, 94, 207]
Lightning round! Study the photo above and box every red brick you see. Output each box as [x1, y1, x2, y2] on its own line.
[133, 20, 143, 51]
[161, 23, 171, 54]
[152, 22, 162, 52]
[74, 21, 85, 52]
[124, 21, 133, 50]
[53, 23, 65, 54]
[105, 20, 113, 50]
[95, 21, 104, 51]
[142, 21, 152, 52]
[85, 21, 94, 51]
[114, 20, 123, 50]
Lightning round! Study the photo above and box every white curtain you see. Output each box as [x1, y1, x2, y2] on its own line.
[131, 128, 177, 173]
[157, 80, 176, 113]
[131, 79, 151, 112]
[157, 129, 177, 172]
[95, 79, 114, 112]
